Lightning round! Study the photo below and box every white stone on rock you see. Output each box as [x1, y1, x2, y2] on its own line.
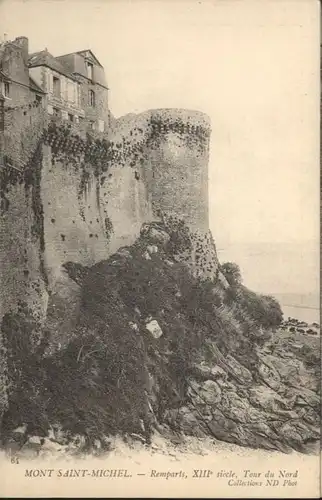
[147, 245, 158, 254]
[12, 424, 27, 435]
[146, 319, 163, 339]
[28, 435, 42, 445]
[143, 251, 151, 260]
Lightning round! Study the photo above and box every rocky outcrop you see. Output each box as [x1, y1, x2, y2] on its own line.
[0, 222, 319, 457]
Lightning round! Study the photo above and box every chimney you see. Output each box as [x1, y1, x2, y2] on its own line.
[14, 36, 29, 64]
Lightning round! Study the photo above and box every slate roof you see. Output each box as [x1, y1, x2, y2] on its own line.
[28, 50, 78, 81]
[57, 49, 103, 67]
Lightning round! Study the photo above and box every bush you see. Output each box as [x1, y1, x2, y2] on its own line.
[220, 262, 242, 286]
[1, 309, 49, 435]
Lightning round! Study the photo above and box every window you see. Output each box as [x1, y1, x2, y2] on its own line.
[68, 113, 74, 122]
[35, 95, 42, 105]
[53, 76, 60, 98]
[53, 107, 59, 117]
[90, 121, 95, 130]
[88, 89, 95, 107]
[4, 82, 10, 97]
[86, 61, 93, 80]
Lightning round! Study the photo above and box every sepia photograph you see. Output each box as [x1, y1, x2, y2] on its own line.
[0, 0, 320, 497]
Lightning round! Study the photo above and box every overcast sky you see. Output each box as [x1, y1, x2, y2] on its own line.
[1, 0, 319, 295]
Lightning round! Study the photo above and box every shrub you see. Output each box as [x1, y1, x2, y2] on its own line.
[220, 262, 242, 286]
[1, 310, 49, 435]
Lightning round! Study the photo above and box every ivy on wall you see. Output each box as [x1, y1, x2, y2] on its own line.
[24, 143, 48, 287]
[0, 156, 21, 213]
[0, 136, 49, 295]
[104, 216, 114, 243]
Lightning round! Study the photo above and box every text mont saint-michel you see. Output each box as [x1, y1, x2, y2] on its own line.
[24, 468, 212, 479]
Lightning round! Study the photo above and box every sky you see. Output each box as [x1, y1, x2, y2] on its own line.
[1, 0, 320, 295]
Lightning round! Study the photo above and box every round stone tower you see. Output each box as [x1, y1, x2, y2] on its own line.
[143, 108, 210, 233]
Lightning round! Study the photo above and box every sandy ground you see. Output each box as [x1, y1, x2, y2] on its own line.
[0, 433, 320, 498]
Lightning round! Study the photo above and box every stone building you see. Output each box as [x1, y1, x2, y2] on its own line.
[56, 49, 110, 132]
[0, 36, 45, 107]
[28, 49, 84, 122]
[0, 36, 110, 132]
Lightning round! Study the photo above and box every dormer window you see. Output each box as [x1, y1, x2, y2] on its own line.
[86, 61, 93, 80]
[89, 89, 95, 107]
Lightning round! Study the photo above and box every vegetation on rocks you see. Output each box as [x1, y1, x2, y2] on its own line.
[0, 222, 319, 456]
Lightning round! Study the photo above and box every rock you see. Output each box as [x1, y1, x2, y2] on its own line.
[248, 385, 294, 414]
[93, 439, 102, 450]
[209, 407, 293, 453]
[188, 379, 222, 405]
[129, 321, 139, 331]
[191, 363, 227, 382]
[299, 407, 320, 426]
[276, 420, 320, 452]
[147, 245, 158, 254]
[257, 357, 281, 391]
[68, 434, 86, 448]
[224, 355, 253, 385]
[204, 341, 252, 385]
[115, 247, 132, 259]
[39, 438, 65, 455]
[283, 387, 319, 409]
[247, 421, 280, 441]
[28, 435, 43, 445]
[262, 353, 315, 390]
[50, 425, 70, 445]
[20, 436, 45, 457]
[140, 224, 170, 246]
[216, 379, 237, 391]
[209, 408, 244, 444]
[134, 306, 141, 316]
[164, 406, 207, 438]
[12, 424, 27, 435]
[146, 319, 163, 339]
[218, 391, 264, 424]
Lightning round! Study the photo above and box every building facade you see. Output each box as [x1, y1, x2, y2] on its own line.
[0, 36, 110, 132]
[0, 36, 45, 108]
[56, 49, 110, 132]
[28, 50, 84, 122]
